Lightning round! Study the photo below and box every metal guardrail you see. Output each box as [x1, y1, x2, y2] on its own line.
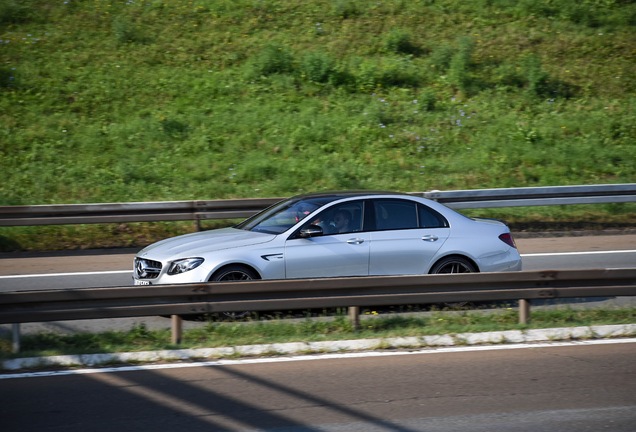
[2, 269, 635, 324]
[418, 183, 636, 209]
[3, 269, 635, 351]
[0, 197, 281, 226]
[0, 184, 634, 226]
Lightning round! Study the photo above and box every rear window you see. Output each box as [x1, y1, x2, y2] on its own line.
[373, 199, 448, 230]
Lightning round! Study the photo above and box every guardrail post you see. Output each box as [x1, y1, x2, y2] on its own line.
[348, 306, 360, 331]
[519, 299, 530, 325]
[12, 323, 20, 353]
[171, 315, 183, 345]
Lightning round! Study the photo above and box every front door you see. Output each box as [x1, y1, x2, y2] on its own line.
[284, 232, 370, 278]
[284, 200, 368, 278]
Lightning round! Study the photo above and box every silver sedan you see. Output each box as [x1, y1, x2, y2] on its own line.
[133, 192, 521, 286]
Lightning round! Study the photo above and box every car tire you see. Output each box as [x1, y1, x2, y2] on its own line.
[211, 265, 259, 319]
[429, 256, 477, 308]
[429, 256, 477, 274]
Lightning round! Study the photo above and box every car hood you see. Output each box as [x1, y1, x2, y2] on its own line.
[136, 227, 276, 261]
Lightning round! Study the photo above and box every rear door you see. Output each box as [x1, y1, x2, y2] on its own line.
[368, 198, 450, 275]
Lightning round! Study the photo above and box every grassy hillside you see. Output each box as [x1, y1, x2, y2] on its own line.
[1, 0, 635, 250]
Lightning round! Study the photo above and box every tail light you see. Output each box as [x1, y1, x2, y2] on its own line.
[499, 233, 517, 249]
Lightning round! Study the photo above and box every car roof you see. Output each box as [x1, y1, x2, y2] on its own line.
[289, 190, 414, 201]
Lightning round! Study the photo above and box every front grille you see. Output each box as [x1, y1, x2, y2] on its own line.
[134, 257, 162, 279]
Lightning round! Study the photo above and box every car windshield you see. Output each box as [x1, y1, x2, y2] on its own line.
[236, 196, 339, 234]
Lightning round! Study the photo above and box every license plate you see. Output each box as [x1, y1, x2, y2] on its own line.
[134, 279, 151, 286]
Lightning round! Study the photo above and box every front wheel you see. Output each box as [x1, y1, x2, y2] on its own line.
[211, 265, 259, 319]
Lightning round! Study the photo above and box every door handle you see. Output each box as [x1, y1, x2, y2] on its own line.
[347, 238, 365, 245]
[422, 235, 438, 242]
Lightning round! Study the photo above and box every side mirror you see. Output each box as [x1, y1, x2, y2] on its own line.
[300, 224, 323, 238]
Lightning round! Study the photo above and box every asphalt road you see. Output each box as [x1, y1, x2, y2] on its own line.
[2, 341, 635, 431]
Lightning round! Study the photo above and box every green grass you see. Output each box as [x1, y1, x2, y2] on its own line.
[2, 307, 635, 360]
[1, 0, 635, 251]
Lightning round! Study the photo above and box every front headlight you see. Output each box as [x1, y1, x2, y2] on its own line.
[167, 257, 204, 275]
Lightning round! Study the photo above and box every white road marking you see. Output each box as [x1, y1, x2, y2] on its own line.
[2, 338, 635, 380]
[0, 270, 131, 279]
[521, 250, 636, 257]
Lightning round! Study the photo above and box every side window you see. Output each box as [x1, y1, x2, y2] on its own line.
[418, 204, 449, 228]
[308, 201, 364, 235]
[373, 199, 418, 230]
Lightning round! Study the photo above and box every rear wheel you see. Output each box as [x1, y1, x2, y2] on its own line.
[211, 265, 259, 319]
[430, 256, 477, 308]
[429, 256, 477, 274]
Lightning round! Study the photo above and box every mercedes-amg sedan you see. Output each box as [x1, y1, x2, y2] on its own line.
[133, 192, 521, 286]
